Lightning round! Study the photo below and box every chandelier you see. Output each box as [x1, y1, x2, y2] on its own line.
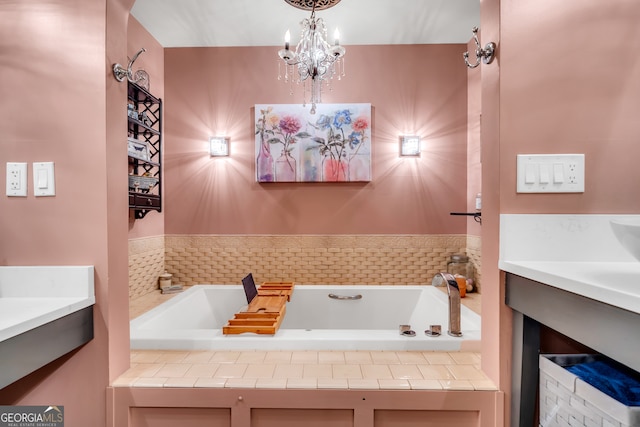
[278, 0, 345, 114]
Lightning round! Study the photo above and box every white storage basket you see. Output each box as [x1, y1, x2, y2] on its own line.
[540, 354, 640, 427]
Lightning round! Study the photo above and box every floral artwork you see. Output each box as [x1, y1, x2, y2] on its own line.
[255, 103, 372, 182]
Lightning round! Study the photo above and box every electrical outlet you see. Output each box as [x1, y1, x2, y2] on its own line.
[9, 171, 19, 190]
[567, 161, 580, 184]
[6, 162, 28, 197]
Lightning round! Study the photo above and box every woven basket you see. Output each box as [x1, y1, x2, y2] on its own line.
[540, 354, 640, 427]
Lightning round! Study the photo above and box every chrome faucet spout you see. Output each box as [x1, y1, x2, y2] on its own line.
[436, 272, 463, 337]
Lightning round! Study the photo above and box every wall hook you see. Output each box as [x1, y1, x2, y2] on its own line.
[463, 27, 496, 69]
[112, 48, 149, 89]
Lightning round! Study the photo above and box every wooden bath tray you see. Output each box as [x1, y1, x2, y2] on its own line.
[222, 308, 286, 335]
[257, 281, 295, 301]
[223, 282, 295, 335]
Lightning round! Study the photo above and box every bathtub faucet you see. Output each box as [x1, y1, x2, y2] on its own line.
[435, 272, 463, 337]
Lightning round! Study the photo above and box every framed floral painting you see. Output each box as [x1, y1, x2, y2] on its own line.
[255, 103, 372, 182]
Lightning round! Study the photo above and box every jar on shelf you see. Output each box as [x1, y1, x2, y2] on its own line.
[158, 271, 172, 290]
[446, 254, 475, 294]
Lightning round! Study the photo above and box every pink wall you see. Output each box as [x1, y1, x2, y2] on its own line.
[107, 0, 138, 385]
[163, 44, 470, 235]
[499, 0, 640, 214]
[466, 38, 482, 237]
[127, 17, 165, 239]
[481, 0, 640, 421]
[0, 0, 133, 425]
[477, 0, 509, 408]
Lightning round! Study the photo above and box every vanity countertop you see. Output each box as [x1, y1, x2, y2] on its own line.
[0, 297, 94, 342]
[0, 266, 95, 342]
[499, 214, 640, 315]
[499, 260, 640, 315]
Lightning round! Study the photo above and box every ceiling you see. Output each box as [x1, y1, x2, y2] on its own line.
[130, 0, 480, 48]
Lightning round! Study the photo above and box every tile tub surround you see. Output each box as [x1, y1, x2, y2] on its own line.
[113, 350, 495, 391]
[499, 214, 640, 314]
[162, 234, 480, 287]
[129, 236, 164, 299]
[0, 265, 95, 342]
[129, 234, 483, 301]
[125, 287, 485, 391]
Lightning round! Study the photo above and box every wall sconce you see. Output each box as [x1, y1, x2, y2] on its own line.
[463, 27, 496, 69]
[400, 135, 421, 157]
[209, 136, 230, 157]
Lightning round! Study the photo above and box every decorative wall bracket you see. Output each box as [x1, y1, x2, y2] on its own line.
[463, 27, 496, 69]
[113, 48, 150, 90]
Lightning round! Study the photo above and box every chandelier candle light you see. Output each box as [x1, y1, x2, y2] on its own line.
[278, 0, 345, 114]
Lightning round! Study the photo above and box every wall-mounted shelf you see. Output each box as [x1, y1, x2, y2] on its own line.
[127, 82, 162, 219]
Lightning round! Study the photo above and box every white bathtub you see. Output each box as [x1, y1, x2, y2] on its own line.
[130, 285, 481, 351]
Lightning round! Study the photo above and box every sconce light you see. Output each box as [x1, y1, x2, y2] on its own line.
[463, 27, 496, 69]
[209, 136, 230, 157]
[400, 135, 421, 157]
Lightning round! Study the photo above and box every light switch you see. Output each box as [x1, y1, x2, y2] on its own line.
[539, 164, 550, 184]
[524, 163, 536, 184]
[553, 163, 564, 184]
[33, 162, 55, 196]
[37, 169, 48, 189]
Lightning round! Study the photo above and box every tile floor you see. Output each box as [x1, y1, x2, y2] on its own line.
[116, 287, 492, 391]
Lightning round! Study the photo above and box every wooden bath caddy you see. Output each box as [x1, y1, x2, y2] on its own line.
[257, 281, 295, 301]
[223, 282, 295, 335]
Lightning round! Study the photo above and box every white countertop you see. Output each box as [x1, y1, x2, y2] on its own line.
[0, 266, 95, 342]
[0, 297, 94, 342]
[499, 215, 640, 315]
[499, 260, 640, 315]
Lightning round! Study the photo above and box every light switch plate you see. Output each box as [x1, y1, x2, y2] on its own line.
[516, 154, 585, 193]
[6, 162, 28, 197]
[33, 162, 55, 196]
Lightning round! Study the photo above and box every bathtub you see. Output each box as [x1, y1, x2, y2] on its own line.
[130, 285, 481, 351]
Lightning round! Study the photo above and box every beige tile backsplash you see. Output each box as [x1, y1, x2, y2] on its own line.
[129, 234, 481, 300]
[128, 235, 165, 299]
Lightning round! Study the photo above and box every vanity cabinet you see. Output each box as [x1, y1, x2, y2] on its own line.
[506, 272, 640, 426]
[127, 81, 162, 219]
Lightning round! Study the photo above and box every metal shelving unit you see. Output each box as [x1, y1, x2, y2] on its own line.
[127, 82, 162, 219]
